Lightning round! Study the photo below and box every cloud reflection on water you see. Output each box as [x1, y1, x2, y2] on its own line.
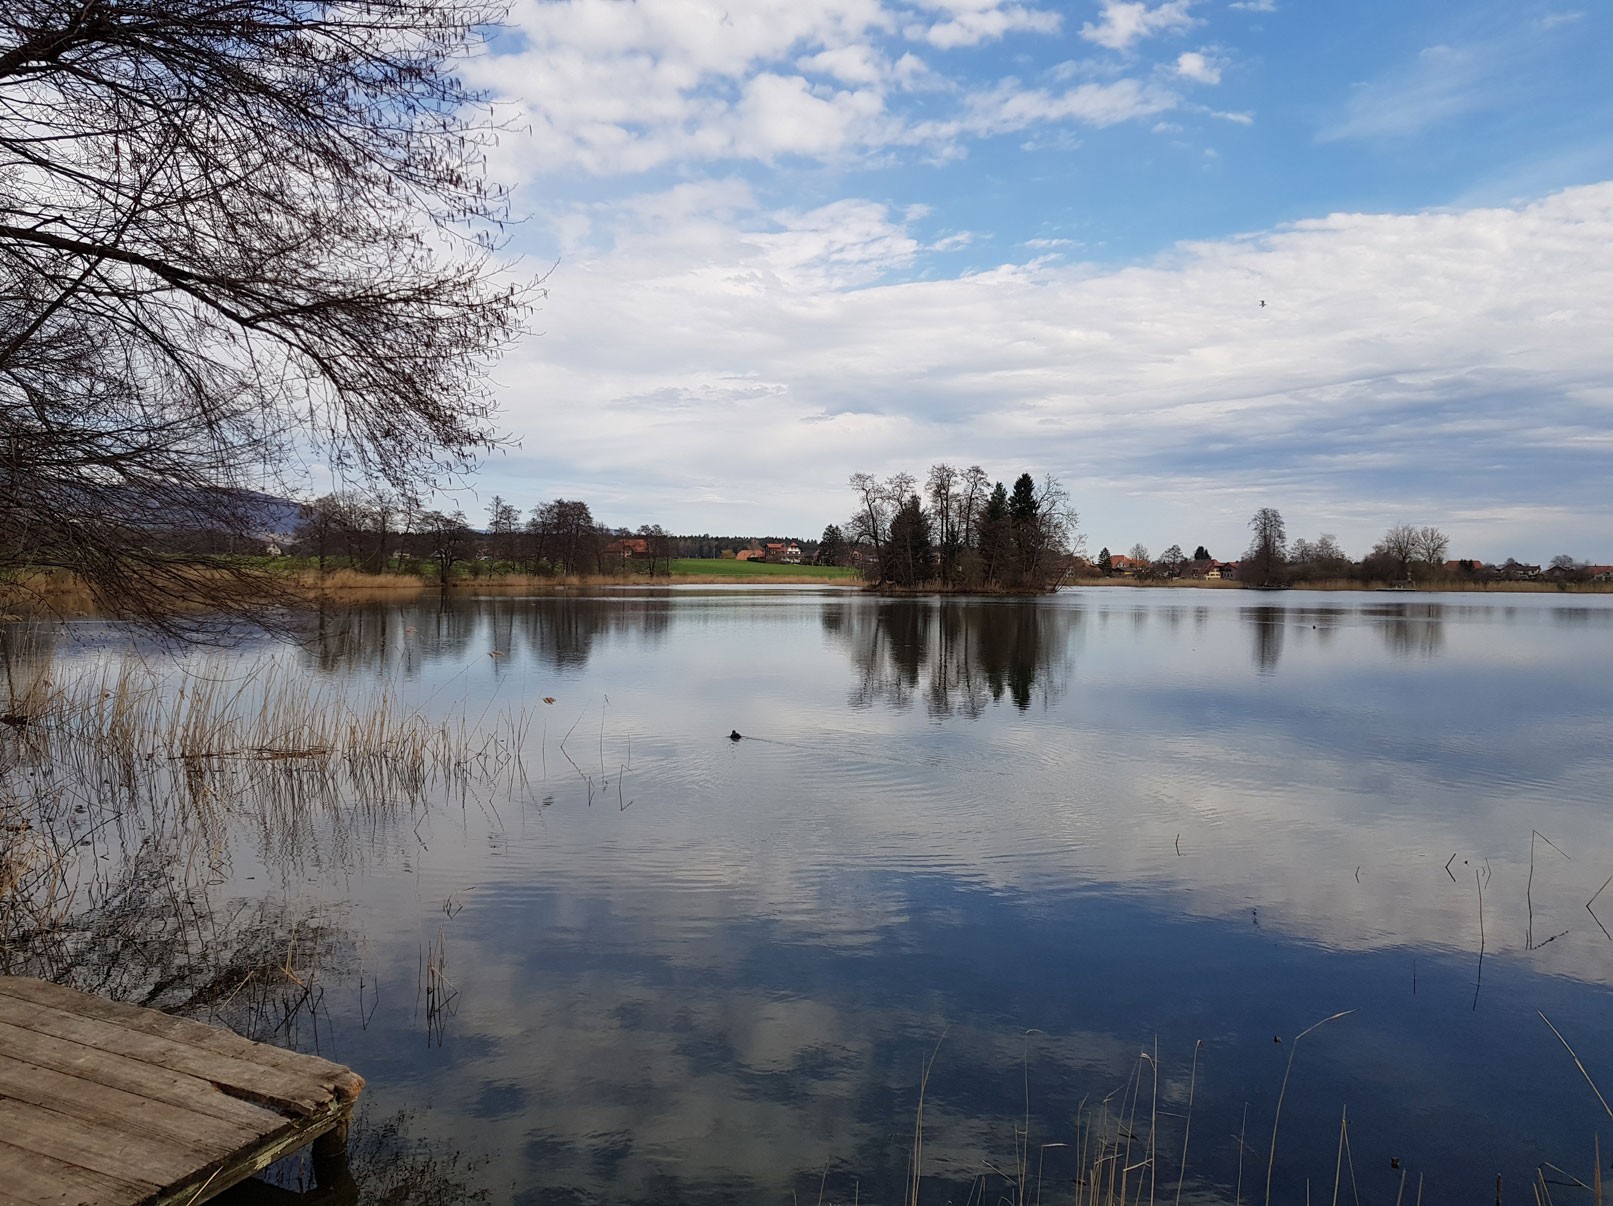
[13, 590, 1613, 1203]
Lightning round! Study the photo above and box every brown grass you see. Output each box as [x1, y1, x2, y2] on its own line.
[1, 566, 864, 617]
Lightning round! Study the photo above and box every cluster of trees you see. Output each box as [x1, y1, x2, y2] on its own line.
[1239, 512, 1453, 585]
[840, 466, 1079, 590]
[1539, 555, 1608, 583]
[294, 493, 675, 580]
[1099, 543, 1214, 577]
[1114, 511, 1460, 586]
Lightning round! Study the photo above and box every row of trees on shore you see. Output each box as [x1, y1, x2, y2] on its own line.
[1113, 509, 1607, 586]
[294, 492, 827, 578]
[296, 493, 675, 579]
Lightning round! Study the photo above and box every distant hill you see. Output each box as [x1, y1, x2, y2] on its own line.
[87, 484, 308, 543]
[230, 491, 307, 540]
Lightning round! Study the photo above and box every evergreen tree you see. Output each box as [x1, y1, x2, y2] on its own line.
[1193, 545, 1211, 562]
[817, 523, 846, 566]
[1009, 473, 1041, 582]
[978, 482, 1010, 585]
[883, 495, 934, 587]
[1098, 547, 1113, 576]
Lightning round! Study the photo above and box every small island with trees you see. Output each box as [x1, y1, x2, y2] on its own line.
[841, 466, 1080, 592]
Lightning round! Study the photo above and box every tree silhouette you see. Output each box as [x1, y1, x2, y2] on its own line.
[1, 0, 530, 626]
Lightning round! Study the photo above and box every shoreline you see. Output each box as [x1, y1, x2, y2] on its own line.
[5, 566, 1610, 621]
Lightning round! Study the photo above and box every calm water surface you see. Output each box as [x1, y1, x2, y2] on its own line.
[13, 587, 1613, 1203]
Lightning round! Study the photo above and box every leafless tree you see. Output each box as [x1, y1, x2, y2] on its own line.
[637, 523, 673, 576]
[1153, 544, 1186, 577]
[1412, 525, 1449, 567]
[417, 510, 473, 583]
[926, 463, 959, 585]
[1373, 523, 1447, 580]
[1374, 524, 1419, 580]
[486, 495, 520, 565]
[1289, 532, 1350, 580]
[526, 498, 599, 575]
[847, 472, 890, 574]
[1242, 507, 1288, 585]
[0, 0, 531, 628]
[847, 472, 914, 583]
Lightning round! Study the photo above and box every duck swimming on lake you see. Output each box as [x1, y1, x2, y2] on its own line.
[729, 730, 742, 741]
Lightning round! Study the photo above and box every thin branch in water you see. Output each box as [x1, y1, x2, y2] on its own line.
[1587, 874, 1613, 942]
[1529, 830, 1572, 950]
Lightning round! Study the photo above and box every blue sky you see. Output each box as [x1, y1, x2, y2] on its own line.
[426, 0, 1613, 561]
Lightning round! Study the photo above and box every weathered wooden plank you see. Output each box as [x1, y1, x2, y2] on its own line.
[0, 1019, 285, 1132]
[0, 978, 360, 1099]
[149, 1098, 349, 1206]
[0, 1137, 153, 1206]
[0, 1069, 347, 1206]
[0, 993, 331, 1115]
[0, 1096, 191, 1190]
[0, 1051, 259, 1152]
[0, 976, 363, 1206]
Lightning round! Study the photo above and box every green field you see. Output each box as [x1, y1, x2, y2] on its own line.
[668, 558, 858, 580]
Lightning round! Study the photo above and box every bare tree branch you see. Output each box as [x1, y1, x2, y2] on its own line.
[1, 0, 535, 630]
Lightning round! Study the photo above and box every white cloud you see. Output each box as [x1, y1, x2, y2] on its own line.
[1228, 0, 1276, 11]
[947, 76, 1179, 136]
[1080, 0, 1197, 51]
[796, 44, 886, 85]
[1319, 43, 1491, 142]
[1173, 50, 1220, 84]
[906, 2, 1061, 49]
[736, 73, 888, 159]
[1540, 10, 1586, 30]
[473, 0, 1159, 173]
[490, 183, 1613, 556]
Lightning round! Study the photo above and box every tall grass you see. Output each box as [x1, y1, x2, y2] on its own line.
[892, 1023, 1607, 1206]
[0, 646, 529, 1006]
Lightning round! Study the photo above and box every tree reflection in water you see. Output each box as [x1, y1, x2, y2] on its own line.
[1242, 605, 1285, 674]
[303, 595, 674, 677]
[1368, 602, 1447, 659]
[828, 599, 1081, 715]
[226, 1109, 492, 1206]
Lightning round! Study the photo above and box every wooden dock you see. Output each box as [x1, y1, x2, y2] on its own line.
[0, 975, 363, 1206]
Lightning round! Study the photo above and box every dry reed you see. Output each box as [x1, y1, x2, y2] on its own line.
[1, 644, 529, 1013]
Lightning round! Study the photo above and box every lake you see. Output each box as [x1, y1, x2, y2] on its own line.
[5, 587, 1613, 1204]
